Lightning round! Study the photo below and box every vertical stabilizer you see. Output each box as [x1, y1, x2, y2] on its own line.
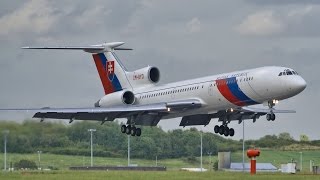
[92, 51, 132, 95]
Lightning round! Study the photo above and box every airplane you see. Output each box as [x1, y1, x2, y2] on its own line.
[1, 42, 307, 137]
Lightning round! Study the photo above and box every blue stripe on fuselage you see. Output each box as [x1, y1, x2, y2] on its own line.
[226, 77, 257, 105]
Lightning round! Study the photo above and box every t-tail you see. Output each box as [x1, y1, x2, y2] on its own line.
[22, 42, 135, 95]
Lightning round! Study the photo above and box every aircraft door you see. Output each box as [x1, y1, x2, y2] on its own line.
[208, 82, 214, 96]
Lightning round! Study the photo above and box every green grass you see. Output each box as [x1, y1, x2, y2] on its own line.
[0, 153, 212, 170]
[1, 149, 320, 172]
[0, 171, 320, 180]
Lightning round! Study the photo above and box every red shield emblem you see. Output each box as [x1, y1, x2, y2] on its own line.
[107, 61, 115, 81]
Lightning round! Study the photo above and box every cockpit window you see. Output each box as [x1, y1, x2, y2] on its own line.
[279, 69, 299, 76]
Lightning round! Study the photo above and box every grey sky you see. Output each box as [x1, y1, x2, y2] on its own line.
[0, 0, 318, 140]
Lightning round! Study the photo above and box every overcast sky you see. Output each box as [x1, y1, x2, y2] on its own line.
[0, 0, 318, 140]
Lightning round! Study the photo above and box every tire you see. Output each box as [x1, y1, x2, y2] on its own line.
[136, 128, 141, 137]
[121, 125, 126, 133]
[126, 125, 131, 135]
[224, 127, 230, 137]
[214, 125, 219, 133]
[218, 125, 224, 135]
[131, 126, 136, 136]
[271, 114, 276, 121]
[229, 128, 235, 137]
[266, 114, 271, 121]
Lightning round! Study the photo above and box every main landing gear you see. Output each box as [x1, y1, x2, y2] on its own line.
[214, 125, 234, 137]
[120, 125, 142, 137]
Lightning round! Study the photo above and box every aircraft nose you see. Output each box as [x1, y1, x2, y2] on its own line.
[292, 77, 307, 94]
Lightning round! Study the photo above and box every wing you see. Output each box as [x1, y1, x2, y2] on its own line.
[0, 99, 202, 125]
[179, 106, 296, 126]
[240, 107, 296, 113]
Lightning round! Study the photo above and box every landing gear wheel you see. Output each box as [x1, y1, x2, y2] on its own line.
[229, 128, 235, 137]
[125, 125, 131, 135]
[224, 127, 230, 137]
[271, 114, 276, 121]
[218, 125, 224, 135]
[121, 125, 126, 133]
[214, 125, 219, 134]
[131, 126, 137, 136]
[266, 114, 271, 121]
[136, 128, 141, 137]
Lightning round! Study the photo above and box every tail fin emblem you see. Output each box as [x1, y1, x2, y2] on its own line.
[107, 61, 115, 81]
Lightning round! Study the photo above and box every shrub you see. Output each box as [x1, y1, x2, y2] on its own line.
[14, 159, 37, 170]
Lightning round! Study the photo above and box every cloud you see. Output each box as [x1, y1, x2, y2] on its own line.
[186, 17, 201, 33]
[0, 0, 60, 36]
[75, 6, 112, 28]
[236, 5, 320, 37]
[246, 0, 320, 5]
[236, 11, 285, 36]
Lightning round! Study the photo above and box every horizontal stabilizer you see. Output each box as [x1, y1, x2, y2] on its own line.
[22, 42, 132, 53]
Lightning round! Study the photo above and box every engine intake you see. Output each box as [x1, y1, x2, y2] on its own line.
[122, 91, 135, 104]
[149, 67, 160, 83]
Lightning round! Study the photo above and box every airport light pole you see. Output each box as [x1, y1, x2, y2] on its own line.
[242, 120, 245, 172]
[3, 130, 9, 171]
[128, 135, 130, 166]
[299, 152, 303, 172]
[200, 131, 203, 172]
[88, 129, 96, 167]
[207, 151, 212, 171]
[37, 151, 42, 170]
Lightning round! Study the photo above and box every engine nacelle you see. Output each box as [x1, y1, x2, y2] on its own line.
[127, 66, 160, 87]
[98, 90, 135, 107]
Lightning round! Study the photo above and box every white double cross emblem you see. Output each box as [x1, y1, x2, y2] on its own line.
[108, 63, 114, 74]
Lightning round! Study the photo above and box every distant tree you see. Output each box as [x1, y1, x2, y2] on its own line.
[278, 132, 294, 141]
[14, 159, 37, 170]
[300, 134, 310, 142]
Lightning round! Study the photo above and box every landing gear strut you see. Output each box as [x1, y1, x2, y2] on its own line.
[214, 124, 234, 137]
[266, 100, 277, 121]
[120, 125, 142, 136]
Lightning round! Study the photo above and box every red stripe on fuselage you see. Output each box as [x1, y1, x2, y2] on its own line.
[216, 79, 245, 106]
[93, 54, 114, 94]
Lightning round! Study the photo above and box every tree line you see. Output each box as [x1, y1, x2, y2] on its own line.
[0, 120, 318, 159]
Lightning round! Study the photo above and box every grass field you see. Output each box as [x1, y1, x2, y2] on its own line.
[1, 171, 320, 180]
[0, 153, 213, 171]
[0, 150, 320, 179]
[1, 150, 319, 171]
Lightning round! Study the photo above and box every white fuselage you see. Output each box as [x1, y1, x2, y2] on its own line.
[99, 66, 306, 119]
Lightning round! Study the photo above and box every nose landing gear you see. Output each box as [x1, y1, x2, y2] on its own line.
[266, 113, 276, 121]
[266, 100, 278, 121]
